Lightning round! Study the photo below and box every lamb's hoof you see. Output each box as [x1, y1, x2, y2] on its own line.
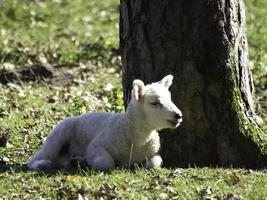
[28, 160, 52, 170]
[147, 155, 163, 169]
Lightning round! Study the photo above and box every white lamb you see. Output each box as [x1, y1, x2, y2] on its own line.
[28, 75, 182, 171]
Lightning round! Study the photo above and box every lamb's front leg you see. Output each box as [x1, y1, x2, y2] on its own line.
[86, 146, 115, 171]
[147, 155, 163, 169]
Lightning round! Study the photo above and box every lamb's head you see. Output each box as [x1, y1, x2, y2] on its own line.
[131, 75, 182, 130]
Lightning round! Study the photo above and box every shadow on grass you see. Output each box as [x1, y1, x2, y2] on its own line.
[0, 160, 90, 176]
[0, 162, 29, 172]
[0, 160, 127, 177]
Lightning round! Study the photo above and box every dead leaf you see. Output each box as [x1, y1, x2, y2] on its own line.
[159, 193, 169, 199]
[104, 83, 113, 92]
[169, 168, 185, 177]
[94, 182, 118, 199]
[78, 193, 88, 200]
[227, 173, 240, 186]
[94, 191, 117, 199]
[2, 156, 10, 162]
[0, 130, 8, 147]
[197, 186, 213, 199]
[191, 175, 205, 181]
[67, 175, 82, 182]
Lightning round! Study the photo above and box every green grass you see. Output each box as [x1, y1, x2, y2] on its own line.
[0, 167, 267, 199]
[246, 0, 267, 121]
[247, 0, 267, 88]
[0, 0, 119, 66]
[0, 0, 267, 199]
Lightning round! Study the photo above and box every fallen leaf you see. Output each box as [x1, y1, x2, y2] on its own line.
[227, 173, 240, 186]
[67, 175, 82, 182]
[78, 193, 88, 200]
[94, 191, 117, 199]
[2, 156, 10, 162]
[169, 168, 185, 177]
[94, 182, 118, 199]
[104, 83, 113, 92]
[197, 186, 212, 199]
[159, 193, 169, 199]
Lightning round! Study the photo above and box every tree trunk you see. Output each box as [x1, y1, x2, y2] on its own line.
[120, 0, 267, 168]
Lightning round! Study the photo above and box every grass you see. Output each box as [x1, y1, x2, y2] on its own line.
[246, 0, 267, 121]
[0, 0, 266, 199]
[0, 0, 119, 66]
[1, 167, 267, 199]
[246, 0, 267, 89]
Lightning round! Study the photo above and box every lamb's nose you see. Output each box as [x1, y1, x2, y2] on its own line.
[174, 112, 182, 120]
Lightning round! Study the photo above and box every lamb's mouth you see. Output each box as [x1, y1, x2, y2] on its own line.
[167, 118, 182, 127]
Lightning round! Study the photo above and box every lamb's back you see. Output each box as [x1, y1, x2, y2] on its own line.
[75, 112, 123, 138]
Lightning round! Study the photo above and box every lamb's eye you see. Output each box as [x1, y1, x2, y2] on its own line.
[150, 101, 162, 107]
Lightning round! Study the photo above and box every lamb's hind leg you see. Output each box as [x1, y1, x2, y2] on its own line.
[86, 146, 115, 171]
[28, 141, 72, 170]
[28, 119, 73, 170]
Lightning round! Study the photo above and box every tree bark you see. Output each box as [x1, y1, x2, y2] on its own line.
[120, 0, 267, 168]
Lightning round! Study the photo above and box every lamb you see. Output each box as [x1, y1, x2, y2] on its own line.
[28, 74, 182, 171]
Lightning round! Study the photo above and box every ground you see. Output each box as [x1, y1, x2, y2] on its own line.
[0, 0, 266, 199]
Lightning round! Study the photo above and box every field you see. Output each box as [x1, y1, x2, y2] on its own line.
[0, 0, 267, 199]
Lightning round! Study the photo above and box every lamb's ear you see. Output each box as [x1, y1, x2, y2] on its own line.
[158, 74, 173, 89]
[132, 79, 145, 102]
